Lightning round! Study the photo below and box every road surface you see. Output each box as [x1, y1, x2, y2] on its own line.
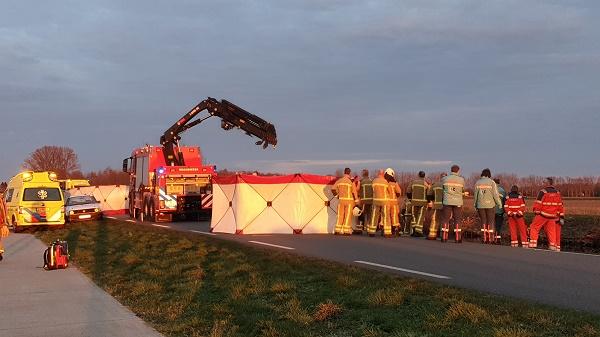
[107, 216, 600, 314]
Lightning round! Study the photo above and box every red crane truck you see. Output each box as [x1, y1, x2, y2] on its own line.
[122, 97, 277, 222]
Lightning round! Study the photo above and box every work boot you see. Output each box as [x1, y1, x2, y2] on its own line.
[352, 230, 362, 235]
[368, 234, 375, 237]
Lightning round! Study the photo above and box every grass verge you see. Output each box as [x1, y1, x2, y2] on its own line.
[36, 220, 600, 337]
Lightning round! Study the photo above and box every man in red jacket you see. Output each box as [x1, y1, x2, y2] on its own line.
[529, 177, 565, 251]
[504, 185, 528, 248]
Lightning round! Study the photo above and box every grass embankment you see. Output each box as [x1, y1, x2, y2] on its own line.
[37, 220, 600, 337]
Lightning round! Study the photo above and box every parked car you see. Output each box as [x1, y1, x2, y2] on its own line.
[65, 195, 102, 222]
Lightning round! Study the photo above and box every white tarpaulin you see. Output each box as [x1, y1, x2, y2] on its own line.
[67, 185, 129, 215]
[211, 174, 339, 234]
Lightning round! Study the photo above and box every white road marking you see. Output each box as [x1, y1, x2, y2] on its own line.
[557, 250, 599, 257]
[152, 224, 170, 228]
[248, 240, 295, 250]
[105, 216, 117, 220]
[354, 260, 451, 280]
[126, 219, 136, 223]
[189, 230, 217, 236]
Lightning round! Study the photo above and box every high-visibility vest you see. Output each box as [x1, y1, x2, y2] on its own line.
[442, 173, 465, 206]
[372, 177, 390, 206]
[431, 182, 444, 210]
[333, 176, 354, 202]
[359, 177, 373, 203]
[533, 187, 564, 219]
[504, 193, 526, 216]
[474, 177, 501, 209]
[409, 179, 428, 206]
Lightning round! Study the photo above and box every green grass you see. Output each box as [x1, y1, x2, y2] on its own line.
[36, 220, 600, 337]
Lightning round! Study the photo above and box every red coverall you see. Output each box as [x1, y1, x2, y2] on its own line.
[529, 186, 564, 251]
[504, 192, 528, 247]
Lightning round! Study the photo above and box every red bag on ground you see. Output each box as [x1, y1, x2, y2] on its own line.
[43, 240, 69, 270]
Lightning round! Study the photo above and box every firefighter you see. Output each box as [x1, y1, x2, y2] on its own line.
[426, 173, 446, 240]
[529, 177, 564, 251]
[504, 185, 528, 247]
[332, 168, 359, 235]
[407, 171, 430, 237]
[474, 169, 503, 244]
[369, 169, 391, 237]
[494, 178, 507, 244]
[385, 168, 402, 236]
[357, 169, 373, 234]
[441, 165, 465, 243]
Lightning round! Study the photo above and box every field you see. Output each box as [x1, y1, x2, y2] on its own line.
[461, 197, 600, 215]
[36, 220, 600, 337]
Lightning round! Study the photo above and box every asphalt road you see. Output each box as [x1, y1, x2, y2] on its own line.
[107, 216, 600, 314]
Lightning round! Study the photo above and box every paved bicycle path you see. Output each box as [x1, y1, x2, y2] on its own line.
[0, 233, 164, 337]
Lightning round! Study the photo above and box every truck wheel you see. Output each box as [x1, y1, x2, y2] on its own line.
[129, 200, 135, 219]
[149, 203, 156, 222]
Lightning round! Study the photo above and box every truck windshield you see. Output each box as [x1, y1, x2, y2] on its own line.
[23, 188, 62, 201]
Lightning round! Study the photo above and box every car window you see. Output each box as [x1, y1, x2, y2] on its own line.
[67, 195, 98, 205]
[23, 188, 62, 201]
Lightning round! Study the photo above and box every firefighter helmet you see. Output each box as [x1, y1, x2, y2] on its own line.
[352, 206, 362, 217]
[385, 168, 395, 177]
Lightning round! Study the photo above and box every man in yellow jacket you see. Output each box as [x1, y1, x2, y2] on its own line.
[332, 168, 359, 235]
[368, 169, 392, 237]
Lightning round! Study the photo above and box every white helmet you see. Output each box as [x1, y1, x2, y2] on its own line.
[385, 168, 395, 177]
[352, 206, 362, 217]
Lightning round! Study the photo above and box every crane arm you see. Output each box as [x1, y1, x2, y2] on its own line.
[160, 97, 277, 166]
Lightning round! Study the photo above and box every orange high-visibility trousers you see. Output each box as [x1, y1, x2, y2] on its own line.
[335, 201, 355, 235]
[555, 222, 562, 251]
[508, 217, 528, 247]
[529, 215, 557, 250]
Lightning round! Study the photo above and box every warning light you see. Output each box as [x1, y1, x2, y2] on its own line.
[157, 167, 166, 175]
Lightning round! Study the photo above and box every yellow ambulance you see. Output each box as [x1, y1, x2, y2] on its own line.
[59, 179, 91, 190]
[4, 171, 65, 231]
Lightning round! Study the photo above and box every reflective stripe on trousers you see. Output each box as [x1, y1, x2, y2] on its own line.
[335, 201, 354, 234]
[369, 204, 390, 235]
[411, 205, 426, 234]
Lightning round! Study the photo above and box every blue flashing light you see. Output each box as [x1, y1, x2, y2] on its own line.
[157, 167, 166, 175]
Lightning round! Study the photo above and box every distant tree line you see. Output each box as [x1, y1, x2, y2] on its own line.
[17, 146, 600, 195]
[20, 145, 128, 186]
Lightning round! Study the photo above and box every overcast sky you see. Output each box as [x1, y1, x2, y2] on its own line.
[1, 0, 600, 181]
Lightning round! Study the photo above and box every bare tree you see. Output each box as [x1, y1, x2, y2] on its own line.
[23, 146, 81, 179]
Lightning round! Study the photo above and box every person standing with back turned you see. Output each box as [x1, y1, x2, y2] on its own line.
[407, 171, 430, 237]
[441, 165, 465, 243]
[474, 169, 503, 244]
[529, 177, 564, 251]
[332, 168, 359, 235]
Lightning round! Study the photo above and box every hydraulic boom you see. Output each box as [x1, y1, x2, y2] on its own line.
[160, 97, 278, 166]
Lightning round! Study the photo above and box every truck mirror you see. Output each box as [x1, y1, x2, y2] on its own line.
[122, 158, 131, 173]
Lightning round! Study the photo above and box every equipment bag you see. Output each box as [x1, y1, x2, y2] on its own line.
[43, 240, 69, 270]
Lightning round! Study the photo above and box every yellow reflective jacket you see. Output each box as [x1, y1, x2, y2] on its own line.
[332, 175, 357, 202]
[372, 177, 390, 206]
